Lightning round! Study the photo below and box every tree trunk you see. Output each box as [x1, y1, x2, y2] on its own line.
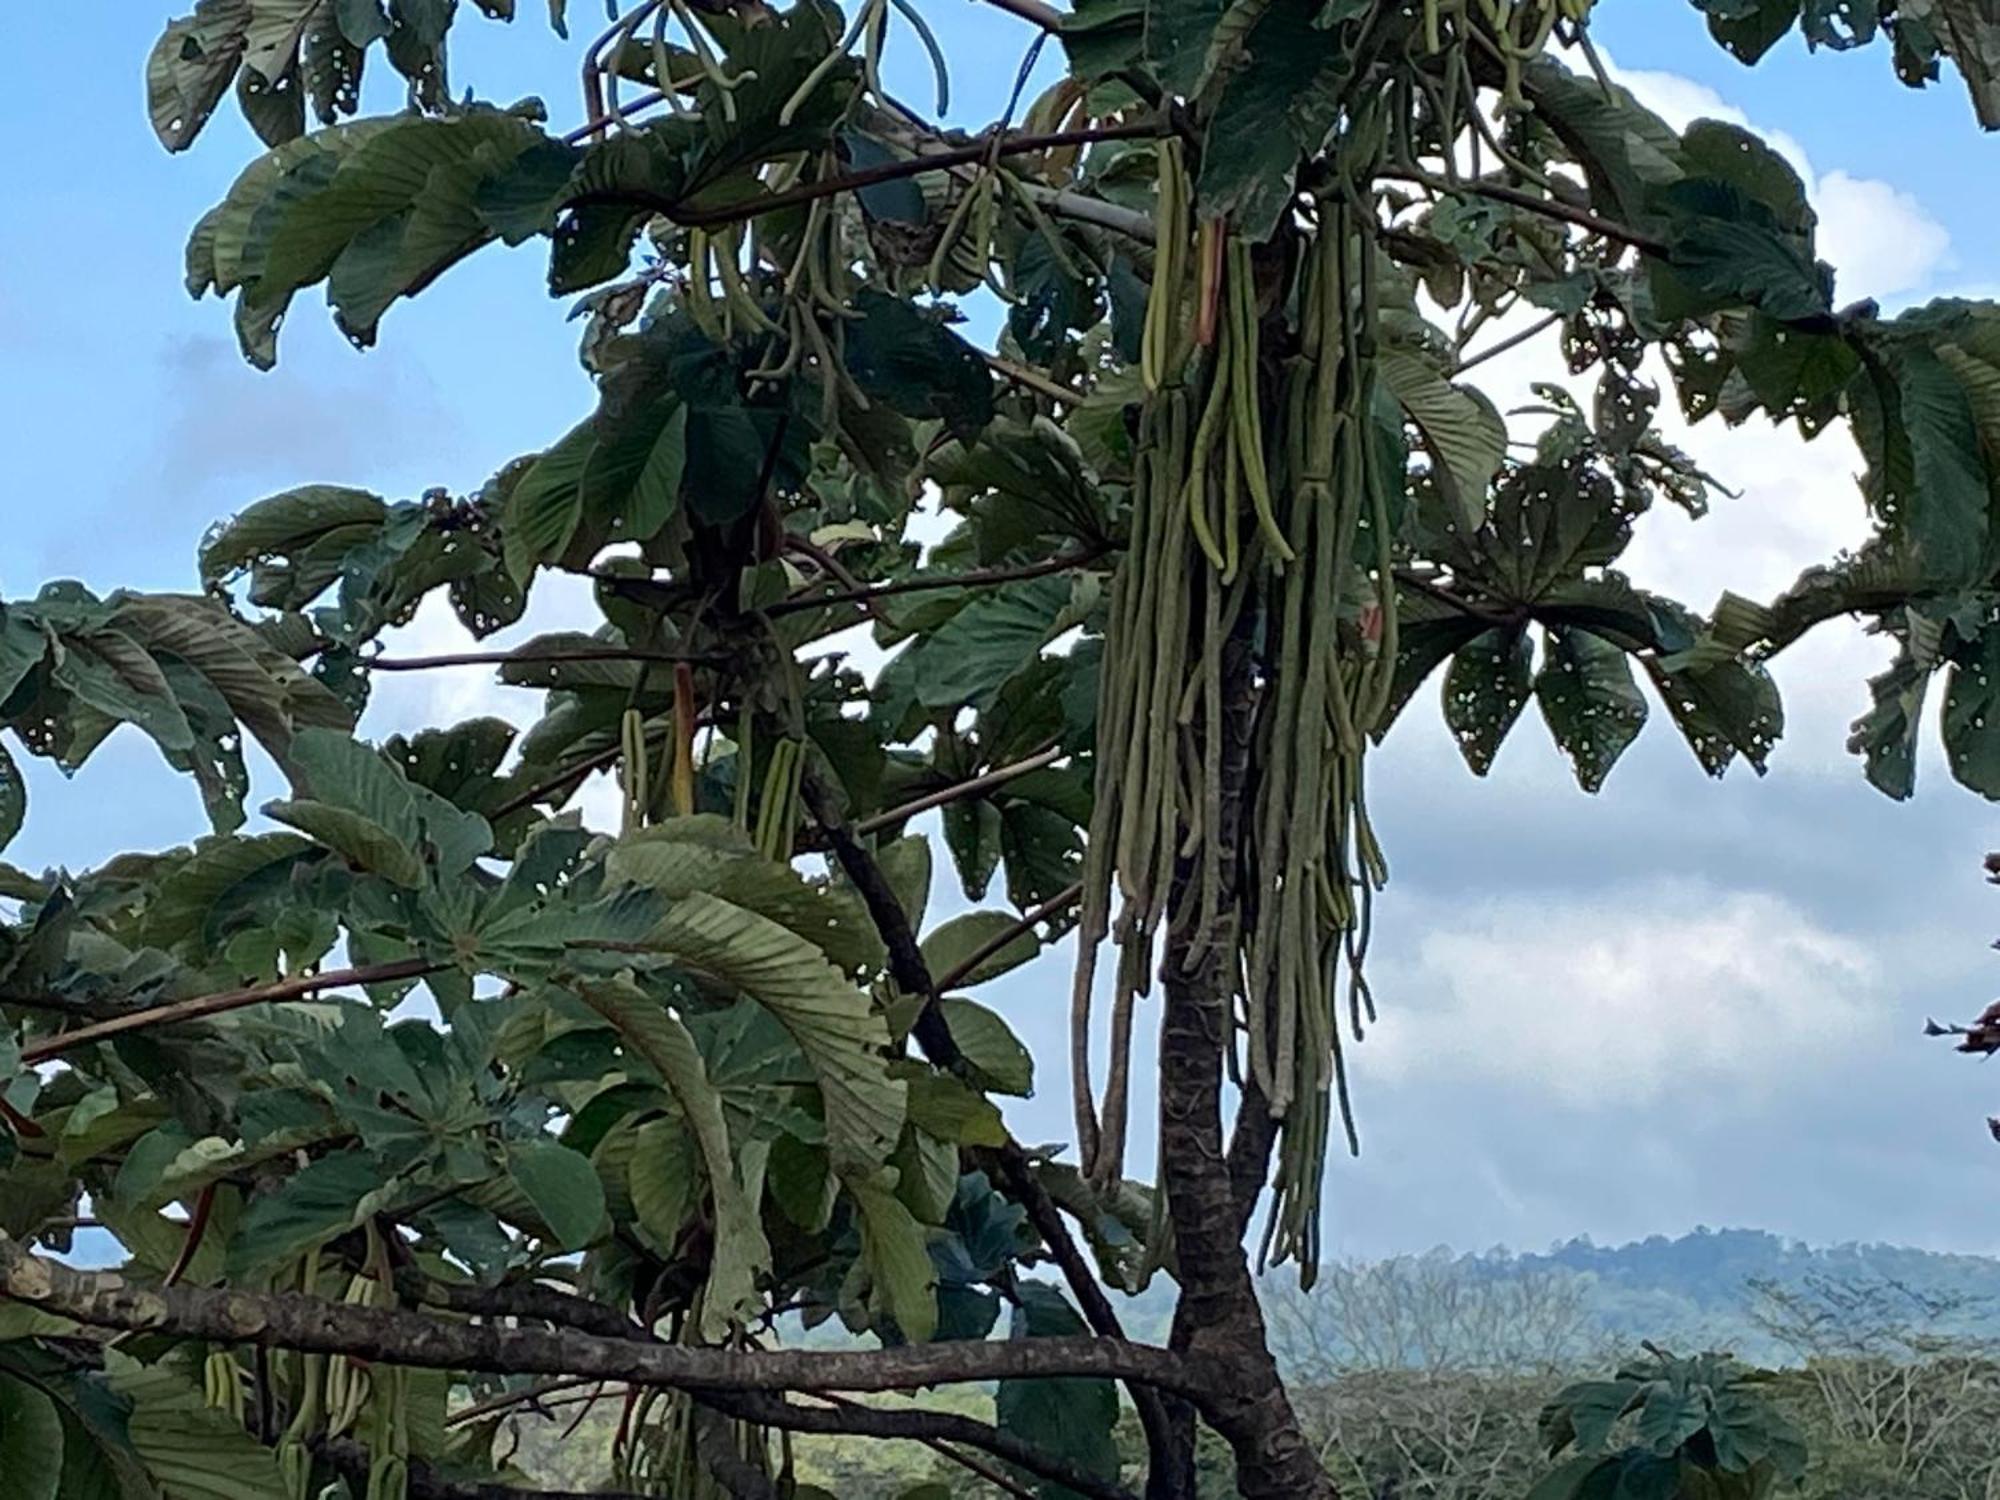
[1155, 608, 1338, 1500]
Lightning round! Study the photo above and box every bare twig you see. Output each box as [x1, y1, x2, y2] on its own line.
[764, 545, 1106, 619]
[855, 742, 1064, 835]
[1377, 169, 1669, 257]
[933, 880, 1082, 994]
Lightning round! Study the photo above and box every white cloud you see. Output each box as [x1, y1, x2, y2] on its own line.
[1597, 56, 1953, 304]
[1363, 881, 1879, 1109]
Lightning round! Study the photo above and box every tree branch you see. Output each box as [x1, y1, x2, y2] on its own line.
[397, 1269, 650, 1343]
[572, 122, 1165, 231]
[368, 647, 723, 673]
[855, 742, 1064, 836]
[973, 0, 1064, 34]
[19, 958, 445, 1066]
[933, 880, 1082, 994]
[1377, 169, 1669, 257]
[0, 1238, 1199, 1397]
[764, 546, 1107, 620]
[703, 1391, 1139, 1500]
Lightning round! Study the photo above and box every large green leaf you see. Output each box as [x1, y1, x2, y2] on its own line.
[226, 1148, 385, 1274]
[849, 1172, 939, 1342]
[1442, 628, 1534, 775]
[939, 997, 1033, 1097]
[0, 1373, 62, 1500]
[607, 820, 888, 979]
[1379, 349, 1507, 532]
[1534, 627, 1648, 792]
[504, 1139, 608, 1251]
[576, 976, 771, 1334]
[1942, 624, 2000, 797]
[645, 892, 906, 1170]
[995, 1281, 1121, 1500]
[0, 742, 22, 858]
[108, 1353, 287, 1499]
[843, 291, 995, 439]
[921, 911, 1039, 988]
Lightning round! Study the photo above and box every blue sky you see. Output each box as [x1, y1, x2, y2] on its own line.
[8, 6, 2000, 1265]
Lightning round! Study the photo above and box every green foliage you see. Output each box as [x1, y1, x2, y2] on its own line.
[1531, 1349, 1808, 1500]
[10, 0, 2000, 1494]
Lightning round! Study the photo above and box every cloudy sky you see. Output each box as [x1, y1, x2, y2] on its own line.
[7, 7, 2000, 1265]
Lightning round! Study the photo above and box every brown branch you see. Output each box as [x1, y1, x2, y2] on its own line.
[20, 958, 445, 1066]
[571, 122, 1166, 231]
[0, 1238, 1199, 1396]
[446, 1376, 601, 1429]
[703, 1392, 1138, 1500]
[855, 742, 1064, 836]
[933, 880, 1082, 994]
[974, 0, 1064, 33]
[1452, 310, 1564, 376]
[1378, 169, 1670, 257]
[398, 1270, 649, 1343]
[162, 1185, 217, 1289]
[793, 785, 1182, 1491]
[764, 546, 1107, 619]
[781, 534, 892, 626]
[986, 352, 1078, 405]
[1392, 568, 1521, 629]
[368, 648, 723, 673]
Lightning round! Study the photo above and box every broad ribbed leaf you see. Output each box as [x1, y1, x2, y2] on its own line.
[578, 977, 768, 1334]
[646, 892, 906, 1169]
[199, 485, 386, 584]
[939, 997, 1033, 1096]
[147, 2, 253, 152]
[502, 422, 595, 583]
[1849, 649, 1928, 800]
[1534, 627, 1648, 792]
[844, 291, 995, 439]
[227, 1149, 383, 1274]
[0, 1373, 62, 1500]
[995, 1281, 1120, 1499]
[108, 1353, 287, 1499]
[849, 1172, 938, 1342]
[1380, 349, 1508, 532]
[921, 911, 1039, 988]
[608, 823, 888, 979]
[1943, 625, 2000, 797]
[1443, 628, 1534, 775]
[504, 1139, 608, 1250]
[263, 797, 424, 886]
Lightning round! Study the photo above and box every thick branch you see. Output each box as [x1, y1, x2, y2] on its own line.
[368, 647, 721, 673]
[0, 1238, 1198, 1397]
[19, 958, 444, 1065]
[703, 1391, 1138, 1500]
[795, 788, 1183, 1489]
[397, 1270, 649, 1343]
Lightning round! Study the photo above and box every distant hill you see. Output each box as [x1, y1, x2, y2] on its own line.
[1502, 1226, 2000, 1357]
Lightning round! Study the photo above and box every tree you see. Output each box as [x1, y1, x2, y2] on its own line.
[5, 2, 2000, 1497]
[1528, 1347, 1810, 1500]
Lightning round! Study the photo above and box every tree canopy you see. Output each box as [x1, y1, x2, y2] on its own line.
[6, 2, 2000, 1498]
